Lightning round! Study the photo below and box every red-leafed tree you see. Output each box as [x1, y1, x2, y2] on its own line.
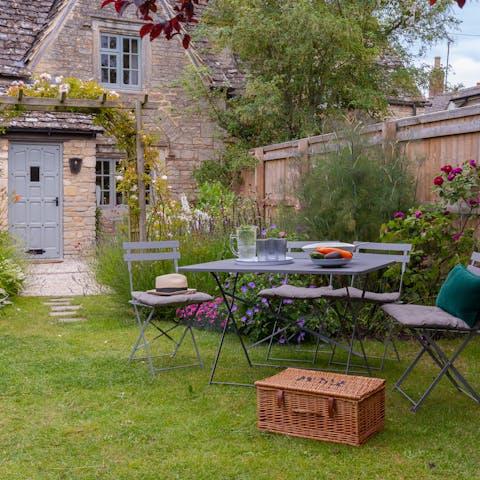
[100, 0, 208, 48]
[430, 0, 465, 6]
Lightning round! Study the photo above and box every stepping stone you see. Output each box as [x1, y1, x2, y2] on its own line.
[50, 298, 75, 302]
[50, 305, 81, 312]
[57, 317, 87, 323]
[49, 311, 79, 317]
[44, 302, 72, 306]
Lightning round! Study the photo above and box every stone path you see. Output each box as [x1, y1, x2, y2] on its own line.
[21, 259, 107, 297]
[44, 297, 87, 323]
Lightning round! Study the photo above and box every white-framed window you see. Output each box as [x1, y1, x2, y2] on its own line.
[96, 159, 123, 208]
[100, 33, 141, 89]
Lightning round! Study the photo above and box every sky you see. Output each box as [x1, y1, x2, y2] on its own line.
[418, 1, 480, 90]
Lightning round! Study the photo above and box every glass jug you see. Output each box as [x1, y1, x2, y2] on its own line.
[230, 225, 258, 261]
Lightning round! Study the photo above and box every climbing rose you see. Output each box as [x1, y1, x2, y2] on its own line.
[440, 165, 452, 173]
[433, 176, 444, 186]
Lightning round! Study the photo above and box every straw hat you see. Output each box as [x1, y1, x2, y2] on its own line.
[147, 273, 196, 296]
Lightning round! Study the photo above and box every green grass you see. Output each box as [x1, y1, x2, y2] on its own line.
[1, 296, 479, 479]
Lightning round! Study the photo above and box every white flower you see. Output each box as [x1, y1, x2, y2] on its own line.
[39, 73, 52, 82]
[55, 76, 64, 84]
[161, 175, 168, 180]
[116, 175, 123, 182]
[130, 194, 138, 200]
[59, 83, 70, 93]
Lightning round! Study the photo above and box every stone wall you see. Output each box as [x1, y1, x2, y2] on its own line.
[62, 138, 97, 257]
[31, 0, 224, 199]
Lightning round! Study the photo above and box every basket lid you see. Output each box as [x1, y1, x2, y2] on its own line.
[254, 368, 385, 401]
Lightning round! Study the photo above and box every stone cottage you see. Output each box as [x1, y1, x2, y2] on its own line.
[0, 0, 241, 259]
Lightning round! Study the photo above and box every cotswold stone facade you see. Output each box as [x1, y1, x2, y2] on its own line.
[1, 0, 239, 259]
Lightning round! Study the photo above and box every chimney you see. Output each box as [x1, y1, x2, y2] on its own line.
[429, 56, 445, 98]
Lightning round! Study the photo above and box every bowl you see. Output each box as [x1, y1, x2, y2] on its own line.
[302, 241, 356, 254]
[310, 257, 352, 268]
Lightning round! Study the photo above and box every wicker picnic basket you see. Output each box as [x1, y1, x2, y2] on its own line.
[255, 368, 385, 446]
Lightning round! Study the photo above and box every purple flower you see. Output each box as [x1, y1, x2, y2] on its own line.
[261, 229, 267, 237]
[394, 212, 405, 219]
[297, 332, 305, 343]
[282, 299, 293, 305]
[452, 232, 462, 242]
[279, 338, 286, 345]
[415, 210, 422, 218]
[469, 159, 477, 168]
[443, 210, 450, 215]
[231, 304, 238, 312]
[248, 281, 256, 289]
[246, 309, 253, 317]
[468, 198, 479, 206]
[297, 318, 305, 327]
[241, 285, 247, 293]
[240, 316, 246, 323]
[261, 297, 269, 304]
[270, 223, 277, 229]
[452, 167, 463, 174]
[447, 172, 456, 181]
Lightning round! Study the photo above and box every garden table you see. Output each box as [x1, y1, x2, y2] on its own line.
[179, 255, 395, 386]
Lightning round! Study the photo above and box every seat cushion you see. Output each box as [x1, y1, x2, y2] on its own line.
[321, 286, 400, 303]
[258, 284, 333, 299]
[132, 290, 213, 307]
[382, 303, 473, 330]
[435, 264, 480, 327]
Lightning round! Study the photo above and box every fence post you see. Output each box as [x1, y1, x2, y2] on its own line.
[255, 146, 266, 203]
[383, 120, 398, 160]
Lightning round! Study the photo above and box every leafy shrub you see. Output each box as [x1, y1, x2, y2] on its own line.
[280, 122, 415, 242]
[0, 231, 26, 297]
[381, 159, 480, 303]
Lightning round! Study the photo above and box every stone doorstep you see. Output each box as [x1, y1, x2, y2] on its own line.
[49, 298, 75, 302]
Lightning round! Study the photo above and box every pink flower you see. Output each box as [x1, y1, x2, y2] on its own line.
[468, 198, 479, 207]
[394, 212, 404, 219]
[433, 176, 444, 186]
[440, 165, 452, 173]
[279, 231, 286, 238]
[452, 232, 462, 242]
[469, 159, 477, 168]
[415, 210, 422, 218]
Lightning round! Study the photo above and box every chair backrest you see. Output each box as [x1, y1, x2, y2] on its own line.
[468, 251, 480, 276]
[286, 241, 320, 259]
[123, 241, 181, 292]
[353, 241, 412, 295]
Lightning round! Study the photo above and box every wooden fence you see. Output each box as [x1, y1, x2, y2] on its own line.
[240, 104, 480, 214]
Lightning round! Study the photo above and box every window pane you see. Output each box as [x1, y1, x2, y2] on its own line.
[101, 35, 109, 49]
[131, 39, 138, 54]
[30, 166, 40, 182]
[109, 55, 117, 68]
[123, 54, 130, 69]
[123, 38, 130, 53]
[130, 71, 138, 85]
[110, 70, 117, 84]
[109, 37, 117, 49]
[131, 56, 138, 69]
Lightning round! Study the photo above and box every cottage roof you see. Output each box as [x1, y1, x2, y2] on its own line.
[3, 110, 103, 134]
[426, 85, 480, 113]
[0, 0, 67, 78]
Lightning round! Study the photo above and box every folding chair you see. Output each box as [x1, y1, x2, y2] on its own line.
[321, 241, 412, 370]
[124, 241, 213, 376]
[381, 252, 480, 412]
[258, 241, 335, 364]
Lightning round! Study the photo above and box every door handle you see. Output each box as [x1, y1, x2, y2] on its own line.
[55, 197, 59, 206]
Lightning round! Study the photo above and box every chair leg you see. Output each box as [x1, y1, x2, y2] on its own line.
[394, 329, 480, 412]
[128, 301, 204, 376]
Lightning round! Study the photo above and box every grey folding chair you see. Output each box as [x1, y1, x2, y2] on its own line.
[381, 251, 480, 412]
[258, 241, 334, 364]
[322, 241, 412, 370]
[124, 241, 213, 376]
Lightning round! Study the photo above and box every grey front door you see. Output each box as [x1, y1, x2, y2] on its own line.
[8, 143, 62, 259]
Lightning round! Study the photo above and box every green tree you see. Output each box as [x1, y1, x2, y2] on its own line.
[194, 0, 457, 145]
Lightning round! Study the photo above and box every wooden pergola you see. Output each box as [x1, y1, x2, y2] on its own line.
[0, 90, 161, 241]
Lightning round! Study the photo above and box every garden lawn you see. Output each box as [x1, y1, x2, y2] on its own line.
[0, 295, 479, 480]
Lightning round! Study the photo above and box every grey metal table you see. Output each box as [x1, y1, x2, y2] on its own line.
[179, 256, 395, 386]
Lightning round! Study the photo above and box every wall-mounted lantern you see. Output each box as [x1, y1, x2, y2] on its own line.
[69, 157, 82, 174]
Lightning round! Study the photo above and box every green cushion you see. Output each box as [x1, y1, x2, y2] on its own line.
[436, 264, 480, 327]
